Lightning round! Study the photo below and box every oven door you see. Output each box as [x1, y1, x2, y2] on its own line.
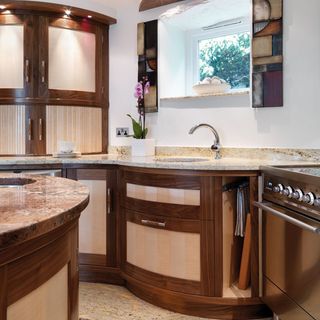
[255, 201, 320, 320]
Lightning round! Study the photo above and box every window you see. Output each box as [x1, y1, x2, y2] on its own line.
[198, 32, 250, 89]
[186, 19, 251, 95]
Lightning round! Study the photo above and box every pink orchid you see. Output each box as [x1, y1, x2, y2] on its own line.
[144, 81, 150, 95]
[134, 82, 143, 99]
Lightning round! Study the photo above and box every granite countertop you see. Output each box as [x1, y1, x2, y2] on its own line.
[0, 174, 89, 249]
[0, 154, 317, 171]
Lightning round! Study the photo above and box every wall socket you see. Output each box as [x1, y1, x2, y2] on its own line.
[116, 127, 129, 137]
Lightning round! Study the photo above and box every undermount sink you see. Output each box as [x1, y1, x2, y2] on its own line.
[155, 157, 211, 163]
[0, 178, 35, 188]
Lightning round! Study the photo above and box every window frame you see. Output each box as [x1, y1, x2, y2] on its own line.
[186, 18, 251, 95]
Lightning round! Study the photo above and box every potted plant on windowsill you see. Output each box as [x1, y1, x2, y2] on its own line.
[127, 76, 155, 156]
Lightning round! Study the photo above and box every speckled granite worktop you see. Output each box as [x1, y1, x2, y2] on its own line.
[0, 147, 318, 170]
[0, 174, 89, 249]
[0, 153, 317, 171]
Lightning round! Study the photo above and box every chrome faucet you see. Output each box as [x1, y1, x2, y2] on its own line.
[189, 124, 221, 159]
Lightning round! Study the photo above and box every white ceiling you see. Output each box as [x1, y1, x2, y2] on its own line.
[160, 0, 251, 31]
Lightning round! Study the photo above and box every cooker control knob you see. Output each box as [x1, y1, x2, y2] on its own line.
[314, 198, 320, 207]
[283, 186, 294, 197]
[273, 184, 284, 193]
[302, 192, 315, 205]
[293, 189, 304, 201]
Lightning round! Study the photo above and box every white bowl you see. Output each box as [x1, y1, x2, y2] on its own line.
[192, 83, 231, 95]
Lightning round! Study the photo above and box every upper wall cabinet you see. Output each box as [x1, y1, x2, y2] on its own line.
[0, 8, 114, 108]
[0, 15, 34, 103]
[38, 17, 107, 106]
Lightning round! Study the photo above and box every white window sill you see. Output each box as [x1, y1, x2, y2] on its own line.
[160, 89, 250, 102]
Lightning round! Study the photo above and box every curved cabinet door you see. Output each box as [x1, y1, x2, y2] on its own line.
[67, 169, 117, 269]
[39, 16, 107, 107]
[0, 15, 34, 103]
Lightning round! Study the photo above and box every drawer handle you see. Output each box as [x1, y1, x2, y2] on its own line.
[141, 219, 166, 228]
[41, 60, 46, 83]
[254, 201, 320, 234]
[25, 59, 30, 83]
[28, 118, 32, 141]
[107, 188, 112, 214]
[39, 118, 43, 141]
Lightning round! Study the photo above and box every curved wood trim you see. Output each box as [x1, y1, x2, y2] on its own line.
[123, 262, 201, 295]
[4, 1, 116, 25]
[125, 273, 272, 319]
[139, 0, 184, 12]
[122, 169, 201, 189]
[126, 209, 200, 233]
[124, 197, 200, 220]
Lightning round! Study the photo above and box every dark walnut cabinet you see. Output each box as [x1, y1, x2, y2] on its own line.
[117, 167, 270, 320]
[0, 4, 115, 155]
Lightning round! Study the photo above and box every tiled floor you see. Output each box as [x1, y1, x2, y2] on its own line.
[79, 282, 208, 320]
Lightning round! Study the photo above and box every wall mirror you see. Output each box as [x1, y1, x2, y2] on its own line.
[139, 0, 283, 108]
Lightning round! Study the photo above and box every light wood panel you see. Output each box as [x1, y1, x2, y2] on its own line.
[48, 27, 96, 92]
[0, 25, 24, 89]
[127, 183, 200, 206]
[0, 105, 26, 154]
[79, 179, 107, 255]
[222, 177, 251, 298]
[7, 265, 68, 320]
[46, 105, 102, 154]
[126, 221, 200, 281]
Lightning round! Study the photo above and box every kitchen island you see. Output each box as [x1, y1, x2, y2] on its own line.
[0, 174, 89, 320]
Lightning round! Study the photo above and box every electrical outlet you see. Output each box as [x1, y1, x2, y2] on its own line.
[116, 127, 129, 137]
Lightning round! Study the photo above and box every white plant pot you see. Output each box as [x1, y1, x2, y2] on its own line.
[131, 138, 155, 157]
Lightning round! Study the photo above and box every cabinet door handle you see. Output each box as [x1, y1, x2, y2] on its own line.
[141, 220, 166, 228]
[25, 59, 30, 83]
[28, 118, 32, 141]
[41, 60, 46, 83]
[107, 188, 112, 214]
[39, 118, 43, 141]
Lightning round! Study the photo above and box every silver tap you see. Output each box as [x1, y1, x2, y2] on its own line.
[189, 124, 221, 159]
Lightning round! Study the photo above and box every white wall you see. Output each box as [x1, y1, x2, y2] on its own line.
[24, 0, 320, 149]
[108, 0, 320, 149]
[158, 21, 186, 98]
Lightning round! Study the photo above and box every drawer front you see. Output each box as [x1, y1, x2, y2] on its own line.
[122, 171, 201, 220]
[124, 209, 201, 294]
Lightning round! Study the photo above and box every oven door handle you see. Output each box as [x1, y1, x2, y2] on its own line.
[254, 201, 320, 234]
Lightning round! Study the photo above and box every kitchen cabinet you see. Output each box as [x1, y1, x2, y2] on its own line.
[0, 4, 115, 155]
[0, 15, 34, 104]
[0, 13, 108, 107]
[119, 167, 270, 319]
[66, 168, 121, 284]
[0, 105, 26, 155]
[38, 16, 108, 107]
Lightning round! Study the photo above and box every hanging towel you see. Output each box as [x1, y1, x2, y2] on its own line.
[235, 185, 249, 237]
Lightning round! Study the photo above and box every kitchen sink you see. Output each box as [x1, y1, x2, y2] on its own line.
[155, 157, 211, 163]
[0, 178, 35, 188]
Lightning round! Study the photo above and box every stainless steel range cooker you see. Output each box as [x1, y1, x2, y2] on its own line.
[255, 166, 320, 320]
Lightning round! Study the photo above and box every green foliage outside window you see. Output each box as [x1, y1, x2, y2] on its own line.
[199, 33, 250, 89]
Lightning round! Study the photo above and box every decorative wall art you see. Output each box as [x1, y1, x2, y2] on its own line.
[252, 0, 283, 107]
[137, 20, 158, 113]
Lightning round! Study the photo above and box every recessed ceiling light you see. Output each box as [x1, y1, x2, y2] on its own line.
[87, 15, 92, 19]
[0, 5, 6, 10]
[65, 9, 71, 16]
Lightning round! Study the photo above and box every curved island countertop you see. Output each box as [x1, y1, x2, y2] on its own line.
[0, 173, 89, 250]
